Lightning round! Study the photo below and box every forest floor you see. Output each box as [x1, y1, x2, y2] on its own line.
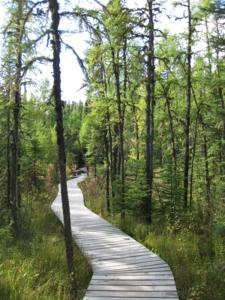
[80, 176, 225, 300]
[0, 186, 92, 300]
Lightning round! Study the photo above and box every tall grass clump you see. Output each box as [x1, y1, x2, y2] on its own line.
[0, 189, 92, 300]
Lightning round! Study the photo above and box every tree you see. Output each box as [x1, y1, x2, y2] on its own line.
[145, 0, 155, 223]
[183, 0, 193, 209]
[101, 0, 130, 219]
[49, 0, 76, 296]
[1, 0, 51, 233]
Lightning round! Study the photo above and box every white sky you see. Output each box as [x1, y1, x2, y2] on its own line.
[0, 0, 188, 102]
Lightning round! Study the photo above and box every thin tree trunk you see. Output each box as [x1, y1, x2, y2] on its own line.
[10, 0, 23, 232]
[10, 88, 20, 232]
[161, 84, 177, 172]
[107, 111, 114, 198]
[205, 16, 212, 74]
[161, 85, 177, 215]
[132, 102, 140, 161]
[183, 0, 192, 209]
[203, 133, 211, 205]
[104, 129, 110, 213]
[49, 0, 76, 297]
[6, 107, 11, 209]
[101, 52, 111, 213]
[135, 118, 140, 161]
[111, 49, 125, 220]
[216, 60, 225, 169]
[17, 146, 21, 208]
[145, 0, 155, 223]
[122, 37, 127, 122]
[215, 19, 225, 143]
[189, 116, 198, 209]
[113, 123, 119, 179]
[94, 160, 97, 178]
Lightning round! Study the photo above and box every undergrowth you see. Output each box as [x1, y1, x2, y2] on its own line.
[80, 176, 225, 300]
[0, 188, 92, 300]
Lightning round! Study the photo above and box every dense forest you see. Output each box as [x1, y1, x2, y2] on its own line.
[0, 0, 225, 299]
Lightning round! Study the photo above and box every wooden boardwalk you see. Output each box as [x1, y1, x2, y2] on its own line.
[51, 175, 179, 300]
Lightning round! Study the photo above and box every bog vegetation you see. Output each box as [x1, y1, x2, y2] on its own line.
[0, 0, 225, 299]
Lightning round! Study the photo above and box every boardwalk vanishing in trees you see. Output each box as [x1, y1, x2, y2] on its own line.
[51, 175, 179, 300]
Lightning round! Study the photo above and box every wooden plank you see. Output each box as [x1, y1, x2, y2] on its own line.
[90, 279, 176, 286]
[91, 265, 169, 273]
[85, 245, 149, 253]
[83, 242, 146, 251]
[95, 257, 164, 266]
[84, 297, 179, 300]
[88, 252, 154, 261]
[51, 176, 179, 300]
[87, 285, 177, 292]
[78, 239, 136, 247]
[76, 236, 133, 244]
[93, 257, 165, 267]
[85, 291, 178, 297]
[92, 261, 168, 270]
[92, 274, 174, 280]
[91, 252, 158, 260]
[86, 252, 152, 261]
[108, 267, 171, 273]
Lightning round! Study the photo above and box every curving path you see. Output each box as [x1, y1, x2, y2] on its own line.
[51, 175, 179, 300]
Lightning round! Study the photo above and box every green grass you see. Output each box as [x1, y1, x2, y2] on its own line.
[81, 176, 225, 300]
[0, 189, 92, 300]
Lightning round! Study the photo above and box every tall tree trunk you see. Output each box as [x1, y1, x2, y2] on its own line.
[135, 116, 140, 161]
[10, 0, 23, 232]
[145, 0, 155, 223]
[189, 116, 198, 209]
[183, 0, 192, 208]
[111, 49, 125, 220]
[107, 111, 114, 198]
[189, 87, 201, 209]
[113, 123, 119, 179]
[49, 0, 76, 297]
[132, 102, 140, 161]
[104, 129, 110, 213]
[215, 19, 225, 143]
[205, 16, 212, 74]
[101, 53, 111, 213]
[216, 62, 225, 173]
[6, 104, 11, 209]
[161, 84, 177, 215]
[122, 37, 127, 122]
[161, 84, 177, 172]
[203, 133, 211, 205]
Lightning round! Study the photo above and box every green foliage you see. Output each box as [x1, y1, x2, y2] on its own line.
[20, 95, 58, 191]
[80, 109, 105, 167]
[125, 159, 148, 214]
[80, 176, 106, 216]
[64, 102, 85, 170]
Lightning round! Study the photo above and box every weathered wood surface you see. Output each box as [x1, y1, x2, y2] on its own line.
[51, 175, 179, 299]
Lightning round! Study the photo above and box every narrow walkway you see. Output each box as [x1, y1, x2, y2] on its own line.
[51, 175, 179, 300]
